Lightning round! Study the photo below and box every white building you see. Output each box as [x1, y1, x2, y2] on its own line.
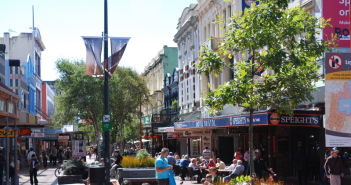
[174, 4, 202, 120]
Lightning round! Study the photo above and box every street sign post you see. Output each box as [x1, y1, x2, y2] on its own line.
[102, 114, 112, 131]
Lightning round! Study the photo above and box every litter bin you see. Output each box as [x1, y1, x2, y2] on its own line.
[89, 166, 105, 185]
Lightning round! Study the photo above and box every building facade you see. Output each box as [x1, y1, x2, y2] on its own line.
[141, 45, 178, 154]
[0, 29, 49, 159]
[174, 4, 202, 122]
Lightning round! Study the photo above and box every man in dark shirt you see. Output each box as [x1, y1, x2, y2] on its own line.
[179, 155, 190, 181]
[325, 149, 345, 185]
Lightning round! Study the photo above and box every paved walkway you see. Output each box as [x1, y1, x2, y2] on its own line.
[19, 167, 57, 185]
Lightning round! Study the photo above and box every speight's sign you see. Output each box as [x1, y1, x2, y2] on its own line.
[174, 111, 322, 129]
[269, 113, 321, 126]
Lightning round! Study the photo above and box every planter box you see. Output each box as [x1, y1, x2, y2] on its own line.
[117, 168, 156, 185]
[57, 175, 83, 184]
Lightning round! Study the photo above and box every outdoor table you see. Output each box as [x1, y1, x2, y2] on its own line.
[217, 169, 232, 176]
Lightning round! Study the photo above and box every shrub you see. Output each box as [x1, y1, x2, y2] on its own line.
[136, 149, 150, 160]
[121, 155, 155, 168]
[63, 160, 87, 176]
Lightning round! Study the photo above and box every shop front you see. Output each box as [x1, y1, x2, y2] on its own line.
[174, 110, 324, 180]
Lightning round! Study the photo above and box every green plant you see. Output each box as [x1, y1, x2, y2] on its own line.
[230, 175, 252, 184]
[136, 149, 150, 160]
[121, 155, 155, 168]
[63, 160, 87, 176]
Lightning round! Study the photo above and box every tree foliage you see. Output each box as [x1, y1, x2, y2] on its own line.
[197, 0, 331, 113]
[54, 59, 148, 147]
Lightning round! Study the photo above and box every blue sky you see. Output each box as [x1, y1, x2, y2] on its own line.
[0, 0, 197, 80]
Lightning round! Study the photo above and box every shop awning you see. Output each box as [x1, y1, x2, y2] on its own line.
[174, 111, 323, 130]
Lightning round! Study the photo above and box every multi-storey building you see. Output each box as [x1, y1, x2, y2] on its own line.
[0, 28, 47, 155]
[174, 4, 202, 121]
[141, 45, 178, 154]
[171, 0, 333, 181]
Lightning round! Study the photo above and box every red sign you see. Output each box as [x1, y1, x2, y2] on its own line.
[18, 128, 31, 136]
[323, 0, 350, 48]
[327, 54, 343, 70]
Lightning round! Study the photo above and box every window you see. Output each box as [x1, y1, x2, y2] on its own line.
[15, 79, 18, 86]
[35, 52, 41, 76]
[0, 99, 6, 111]
[24, 94, 27, 109]
[8, 102, 15, 114]
[36, 89, 41, 111]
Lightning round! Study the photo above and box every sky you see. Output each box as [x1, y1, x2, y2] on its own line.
[0, 0, 197, 81]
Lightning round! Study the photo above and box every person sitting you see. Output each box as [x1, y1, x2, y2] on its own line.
[216, 158, 226, 169]
[206, 159, 216, 169]
[208, 167, 220, 184]
[188, 158, 203, 183]
[225, 159, 237, 171]
[223, 160, 245, 182]
[203, 174, 212, 185]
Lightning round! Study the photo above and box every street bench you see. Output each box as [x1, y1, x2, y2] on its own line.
[117, 168, 157, 185]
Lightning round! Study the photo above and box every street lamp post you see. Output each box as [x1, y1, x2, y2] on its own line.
[103, 0, 111, 184]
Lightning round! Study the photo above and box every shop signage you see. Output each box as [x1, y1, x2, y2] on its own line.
[58, 135, 70, 141]
[175, 117, 230, 129]
[269, 113, 321, 126]
[73, 140, 86, 157]
[0, 129, 15, 137]
[32, 133, 45, 138]
[157, 127, 174, 133]
[175, 112, 322, 129]
[323, 0, 350, 48]
[231, 113, 269, 126]
[18, 128, 31, 136]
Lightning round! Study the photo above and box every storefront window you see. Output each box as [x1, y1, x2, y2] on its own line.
[8, 102, 15, 114]
[191, 138, 200, 156]
[0, 99, 6, 112]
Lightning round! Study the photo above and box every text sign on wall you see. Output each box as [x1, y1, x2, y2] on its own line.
[323, 0, 350, 48]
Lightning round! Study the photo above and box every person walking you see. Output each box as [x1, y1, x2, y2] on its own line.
[179, 155, 190, 181]
[155, 148, 174, 185]
[27, 148, 36, 165]
[324, 149, 345, 185]
[29, 154, 39, 185]
[42, 150, 48, 168]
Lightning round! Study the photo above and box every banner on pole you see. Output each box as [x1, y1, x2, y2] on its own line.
[82, 36, 103, 76]
[107, 37, 130, 74]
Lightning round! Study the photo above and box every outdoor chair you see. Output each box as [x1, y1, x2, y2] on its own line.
[186, 167, 199, 183]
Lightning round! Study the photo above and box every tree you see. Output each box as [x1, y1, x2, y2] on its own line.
[54, 59, 103, 145]
[109, 67, 149, 151]
[54, 59, 149, 152]
[197, 0, 331, 176]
